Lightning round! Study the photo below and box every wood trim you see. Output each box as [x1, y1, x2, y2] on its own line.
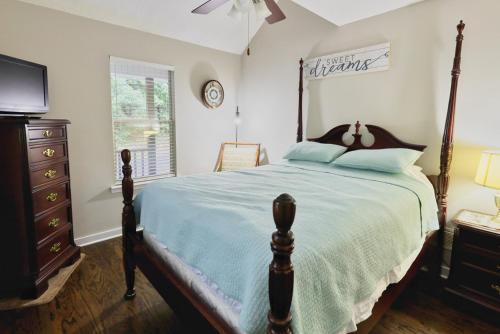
[121, 149, 137, 300]
[297, 59, 304, 143]
[214, 143, 224, 172]
[268, 194, 296, 334]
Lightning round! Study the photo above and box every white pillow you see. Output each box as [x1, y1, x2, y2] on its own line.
[284, 141, 347, 163]
[332, 148, 423, 173]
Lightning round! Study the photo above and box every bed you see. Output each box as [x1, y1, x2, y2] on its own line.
[119, 21, 466, 333]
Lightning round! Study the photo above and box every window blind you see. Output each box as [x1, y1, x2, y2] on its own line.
[110, 56, 176, 183]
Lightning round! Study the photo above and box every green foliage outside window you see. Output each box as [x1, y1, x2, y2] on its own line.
[111, 75, 171, 149]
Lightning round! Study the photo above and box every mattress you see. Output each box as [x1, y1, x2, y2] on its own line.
[135, 160, 439, 333]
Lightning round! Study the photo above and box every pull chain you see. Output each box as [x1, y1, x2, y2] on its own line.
[247, 12, 250, 56]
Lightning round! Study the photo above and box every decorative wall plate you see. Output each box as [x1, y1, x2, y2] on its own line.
[202, 80, 224, 109]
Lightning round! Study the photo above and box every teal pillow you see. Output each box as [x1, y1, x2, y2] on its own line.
[284, 141, 347, 163]
[332, 148, 423, 173]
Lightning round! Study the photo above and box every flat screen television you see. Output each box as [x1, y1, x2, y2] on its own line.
[0, 54, 49, 115]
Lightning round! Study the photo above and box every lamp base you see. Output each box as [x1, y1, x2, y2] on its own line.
[493, 193, 500, 224]
[493, 212, 500, 224]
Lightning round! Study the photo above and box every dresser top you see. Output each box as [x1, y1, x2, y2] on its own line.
[0, 117, 70, 125]
[454, 209, 500, 235]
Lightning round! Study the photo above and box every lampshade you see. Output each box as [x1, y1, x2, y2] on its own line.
[254, 0, 272, 19]
[475, 151, 500, 189]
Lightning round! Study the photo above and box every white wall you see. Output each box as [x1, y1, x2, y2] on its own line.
[0, 0, 241, 240]
[239, 0, 500, 268]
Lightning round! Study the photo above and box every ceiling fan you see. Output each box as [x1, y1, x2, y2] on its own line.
[192, 0, 286, 24]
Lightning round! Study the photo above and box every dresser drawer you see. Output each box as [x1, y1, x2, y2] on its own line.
[29, 142, 67, 165]
[457, 265, 500, 302]
[27, 126, 66, 142]
[461, 228, 500, 255]
[35, 206, 70, 244]
[37, 228, 71, 271]
[462, 246, 500, 275]
[33, 182, 70, 216]
[30, 162, 69, 189]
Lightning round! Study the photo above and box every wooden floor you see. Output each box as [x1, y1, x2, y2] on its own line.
[0, 238, 497, 334]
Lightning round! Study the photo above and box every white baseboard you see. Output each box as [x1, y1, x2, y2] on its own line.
[75, 227, 121, 247]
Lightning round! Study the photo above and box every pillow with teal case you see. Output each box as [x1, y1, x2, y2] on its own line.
[284, 141, 347, 163]
[332, 148, 423, 173]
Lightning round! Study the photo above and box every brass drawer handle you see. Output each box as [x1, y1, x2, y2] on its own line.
[43, 130, 53, 138]
[50, 242, 62, 253]
[46, 192, 58, 202]
[43, 148, 55, 158]
[491, 284, 500, 295]
[48, 218, 60, 228]
[44, 169, 57, 179]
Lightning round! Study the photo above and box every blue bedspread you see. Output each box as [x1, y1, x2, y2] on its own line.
[134, 161, 438, 333]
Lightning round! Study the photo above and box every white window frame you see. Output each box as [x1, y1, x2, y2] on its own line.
[109, 56, 176, 193]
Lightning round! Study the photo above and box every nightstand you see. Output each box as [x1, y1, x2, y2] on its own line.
[444, 210, 500, 321]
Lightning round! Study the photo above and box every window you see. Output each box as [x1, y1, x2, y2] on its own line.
[110, 57, 176, 186]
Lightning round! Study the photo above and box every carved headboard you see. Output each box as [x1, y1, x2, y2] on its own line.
[309, 121, 427, 152]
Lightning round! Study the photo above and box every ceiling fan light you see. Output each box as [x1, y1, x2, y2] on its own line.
[228, 4, 243, 20]
[253, 0, 271, 19]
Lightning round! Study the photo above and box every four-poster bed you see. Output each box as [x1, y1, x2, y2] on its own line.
[119, 21, 466, 333]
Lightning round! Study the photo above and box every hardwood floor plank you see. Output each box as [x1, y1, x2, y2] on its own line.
[0, 237, 497, 334]
[373, 288, 498, 334]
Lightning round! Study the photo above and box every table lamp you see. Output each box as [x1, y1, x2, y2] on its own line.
[474, 151, 500, 223]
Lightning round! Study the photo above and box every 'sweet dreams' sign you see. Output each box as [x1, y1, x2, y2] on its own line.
[304, 43, 390, 80]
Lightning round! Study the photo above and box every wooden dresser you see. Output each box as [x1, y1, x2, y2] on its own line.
[445, 210, 500, 322]
[0, 118, 80, 298]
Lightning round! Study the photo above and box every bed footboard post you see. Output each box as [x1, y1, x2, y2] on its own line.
[121, 149, 137, 300]
[268, 194, 296, 334]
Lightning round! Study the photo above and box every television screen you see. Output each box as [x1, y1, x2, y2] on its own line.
[0, 54, 48, 114]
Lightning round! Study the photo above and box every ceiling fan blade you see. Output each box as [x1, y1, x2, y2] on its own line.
[192, 0, 231, 14]
[264, 0, 286, 24]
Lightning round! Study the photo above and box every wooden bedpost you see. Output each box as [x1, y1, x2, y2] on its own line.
[434, 20, 465, 279]
[121, 149, 137, 300]
[297, 58, 304, 143]
[268, 193, 296, 334]
[437, 21, 465, 231]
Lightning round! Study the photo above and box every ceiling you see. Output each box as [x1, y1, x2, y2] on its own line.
[18, 0, 423, 54]
[292, 0, 423, 26]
